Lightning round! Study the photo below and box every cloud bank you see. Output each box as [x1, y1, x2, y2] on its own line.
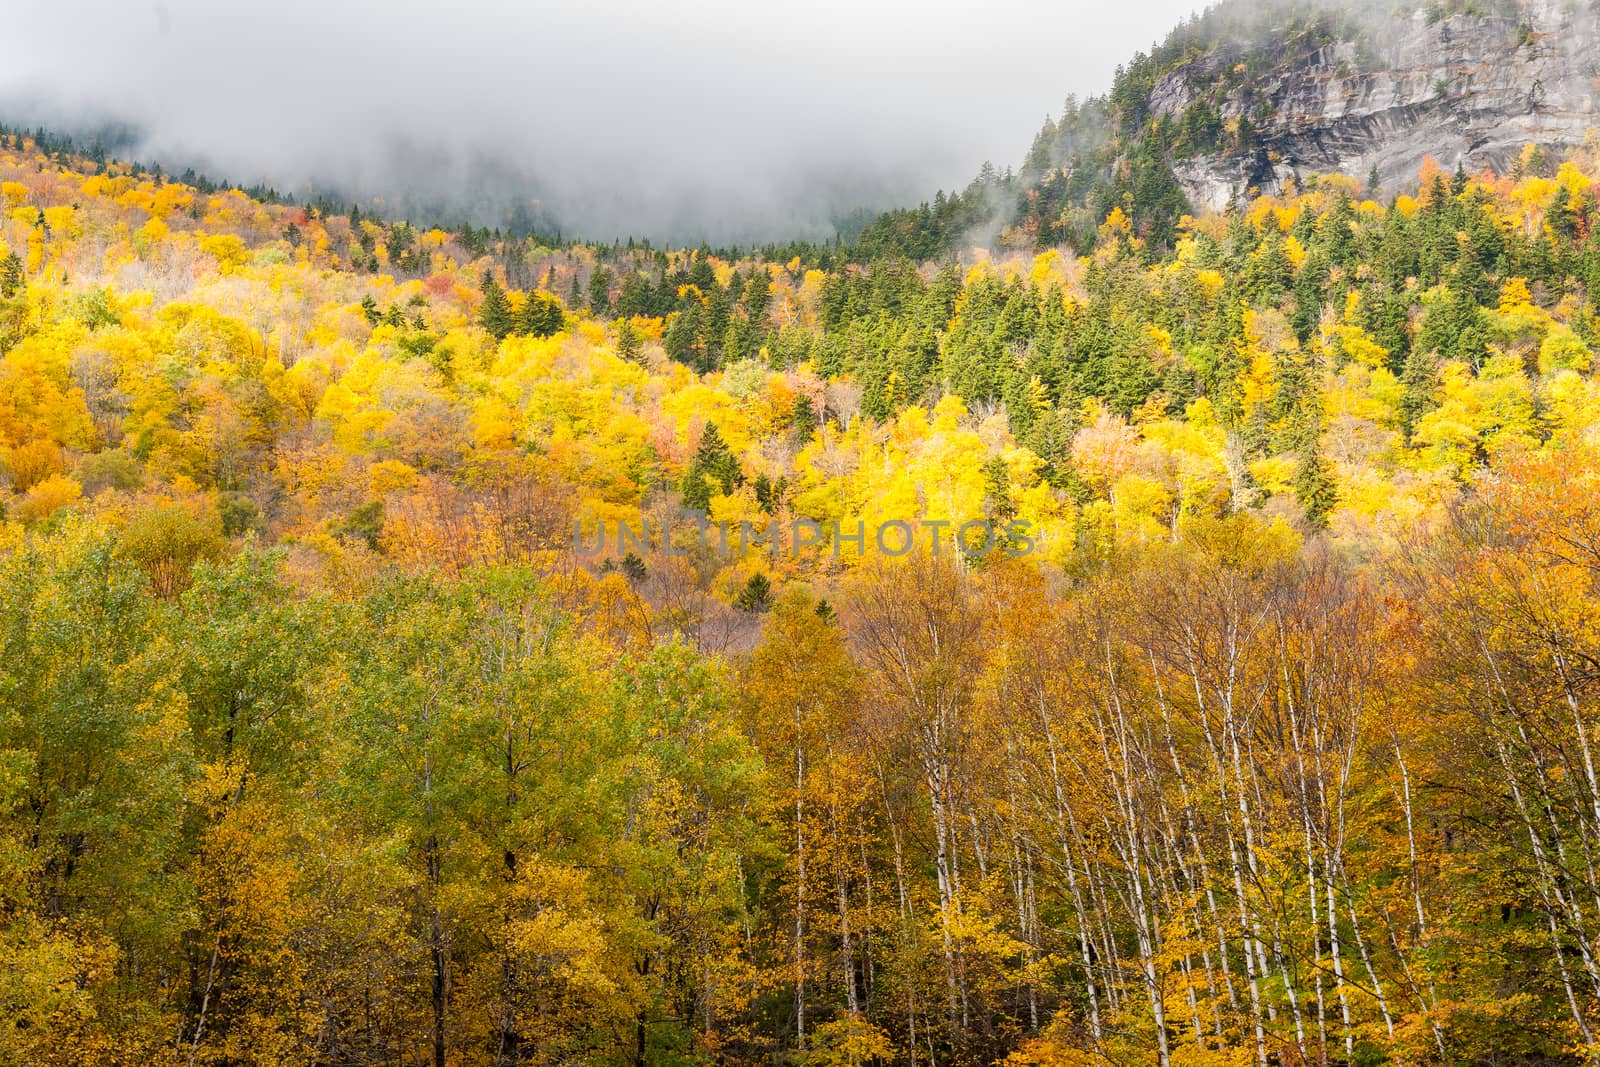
[3, 0, 1202, 244]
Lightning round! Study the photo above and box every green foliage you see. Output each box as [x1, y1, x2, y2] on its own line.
[615, 317, 642, 362]
[117, 501, 227, 599]
[517, 290, 567, 337]
[680, 421, 742, 511]
[1292, 439, 1337, 528]
[0, 252, 22, 298]
[479, 270, 513, 341]
[734, 571, 773, 612]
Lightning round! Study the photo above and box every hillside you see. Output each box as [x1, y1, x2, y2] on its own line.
[7, 18, 1600, 1065]
[860, 0, 1600, 257]
[1161, 0, 1600, 208]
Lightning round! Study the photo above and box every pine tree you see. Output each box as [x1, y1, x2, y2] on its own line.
[1293, 440, 1337, 529]
[983, 454, 1015, 525]
[792, 394, 818, 442]
[479, 271, 513, 341]
[1400, 345, 1440, 439]
[734, 572, 773, 613]
[620, 551, 648, 584]
[0, 252, 23, 299]
[359, 294, 381, 327]
[741, 269, 771, 324]
[681, 422, 742, 511]
[664, 305, 704, 369]
[518, 292, 565, 338]
[615, 318, 642, 363]
[588, 266, 615, 317]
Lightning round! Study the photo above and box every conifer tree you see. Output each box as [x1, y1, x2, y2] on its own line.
[983, 454, 1016, 525]
[518, 292, 565, 338]
[615, 318, 642, 363]
[741, 269, 771, 324]
[588, 266, 615, 317]
[0, 252, 23, 299]
[1293, 439, 1337, 528]
[681, 422, 742, 511]
[479, 271, 513, 341]
[792, 394, 818, 442]
[734, 572, 773, 613]
[620, 551, 648, 584]
[1400, 345, 1439, 438]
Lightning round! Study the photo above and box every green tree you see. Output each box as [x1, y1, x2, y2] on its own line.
[518, 291, 566, 338]
[1293, 439, 1338, 528]
[588, 266, 615, 317]
[734, 572, 774, 612]
[615, 317, 642, 363]
[479, 271, 513, 341]
[681, 422, 742, 511]
[0, 252, 23, 298]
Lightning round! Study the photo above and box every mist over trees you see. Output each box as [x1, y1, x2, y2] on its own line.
[7, 3, 1600, 1054]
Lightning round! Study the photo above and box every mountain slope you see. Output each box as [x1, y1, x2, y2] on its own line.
[858, 0, 1600, 257]
[1164, 0, 1600, 210]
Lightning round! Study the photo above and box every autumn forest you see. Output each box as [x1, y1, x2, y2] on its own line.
[7, 60, 1600, 1066]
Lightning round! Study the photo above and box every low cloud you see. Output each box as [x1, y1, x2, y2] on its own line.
[4, 0, 1202, 244]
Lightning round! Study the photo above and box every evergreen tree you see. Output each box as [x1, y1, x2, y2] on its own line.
[1, 252, 24, 299]
[479, 271, 513, 341]
[620, 551, 648, 584]
[734, 572, 774, 613]
[741, 269, 771, 324]
[615, 318, 642, 363]
[983, 454, 1016, 525]
[664, 305, 704, 370]
[1400, 346, 1440, 438]
[1291, 251, 1330, 343]
[681, 422, 742, 511]
[518, 292, 566, 338]
[792, 395, 818, 442]
[1293, 439, 1337, 529]
[588, 266, 615, 317]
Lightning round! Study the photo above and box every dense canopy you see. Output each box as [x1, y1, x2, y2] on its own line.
[6, 125, 1600, 1064]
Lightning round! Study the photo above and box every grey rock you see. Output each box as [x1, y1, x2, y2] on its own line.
[1173, 0, 1600, 211]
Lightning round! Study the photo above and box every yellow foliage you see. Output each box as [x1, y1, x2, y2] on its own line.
[200, 232, 251, 273]
[14, 472, 82, 523]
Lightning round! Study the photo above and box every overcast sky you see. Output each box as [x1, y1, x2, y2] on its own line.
[4, 0, 1203, 243]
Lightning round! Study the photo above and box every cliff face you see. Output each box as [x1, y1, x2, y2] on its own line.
[1160, 0, 1600, 211]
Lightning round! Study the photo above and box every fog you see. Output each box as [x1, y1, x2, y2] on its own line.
[3, 0, 1203, 244]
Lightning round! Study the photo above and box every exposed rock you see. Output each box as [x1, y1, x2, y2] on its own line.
[1174, 0, 1600, 211]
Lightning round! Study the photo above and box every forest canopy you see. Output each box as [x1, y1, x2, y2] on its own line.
[5, 123, 1600, 1065]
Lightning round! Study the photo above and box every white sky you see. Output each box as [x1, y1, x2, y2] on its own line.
[4, 0, 1205, 242]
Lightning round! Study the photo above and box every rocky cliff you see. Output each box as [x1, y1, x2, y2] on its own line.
[1162, 0, 1600, 210]
[854, 0, 1600, 258]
